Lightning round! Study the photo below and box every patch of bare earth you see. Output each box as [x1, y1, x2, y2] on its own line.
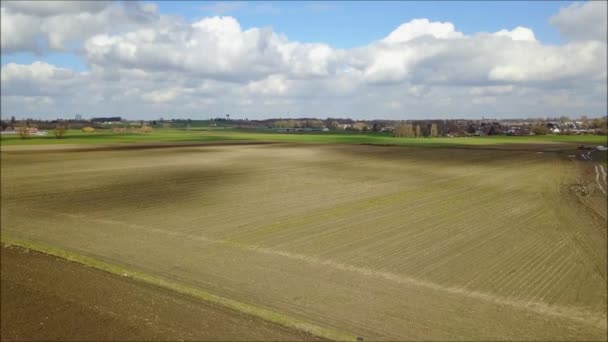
[0, 244, 322, 341]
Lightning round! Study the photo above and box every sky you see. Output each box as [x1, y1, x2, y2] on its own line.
[1, 1, 606, 120]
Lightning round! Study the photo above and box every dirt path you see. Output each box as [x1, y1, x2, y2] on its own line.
[0, 244, 322, 341]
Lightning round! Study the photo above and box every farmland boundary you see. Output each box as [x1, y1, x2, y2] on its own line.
[0, 235, 355, 342]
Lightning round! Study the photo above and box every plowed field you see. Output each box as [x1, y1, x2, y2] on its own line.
[1, 142, 606, 340]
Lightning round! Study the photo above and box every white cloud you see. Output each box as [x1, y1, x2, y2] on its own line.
[2, 1, 111, 17]
[85, 15, 339, 81]
[493, 26, 536, 42]
[0, 7, 41, 53]
[382, 18, 464, 43]
[487, 40, 606, 82]
[141, 87, 186, 103]
[470, 85, 514, 96]
[1, 1, 158, 53]
[245, 75, 289, 95]
[550, 1, 607, 42]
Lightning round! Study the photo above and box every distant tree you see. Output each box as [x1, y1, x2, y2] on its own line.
[17, 121, 30, 139]
[395, 123, 415, 137]
[415, 125, 422, 138]
[430, 123, 439, 137]
[372, 123, 380, 132]
[353, 122, 368, 131]
[329, 121, 341, 130]
[407, 124, 415, 137]
[487, 125, 497, 136]
[532, 125, 548, 135]
[393, 123, 405, 137]
[304, 119, 324, 128]
[10, 116, 16, 125]
[54, 123, 67, 138]
[466, 124, 476, 134]
[140, 124, 153, 133]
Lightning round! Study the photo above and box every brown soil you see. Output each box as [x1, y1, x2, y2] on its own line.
[0, 244, 322, 341]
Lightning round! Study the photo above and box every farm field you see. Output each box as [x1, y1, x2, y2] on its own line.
[1, 128, 606, 148]
[1, 142, 607, 340]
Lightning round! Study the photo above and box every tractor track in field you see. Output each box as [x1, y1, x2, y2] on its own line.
[594, 165, 607, 194]
[577, 149, 607, 195]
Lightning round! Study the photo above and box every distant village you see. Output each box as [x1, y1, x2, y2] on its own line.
[1, 114, 607, 138]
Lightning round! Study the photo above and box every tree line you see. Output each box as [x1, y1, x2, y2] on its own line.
[394, 123, 439, 138]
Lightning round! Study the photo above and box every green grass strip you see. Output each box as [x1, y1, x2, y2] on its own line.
[1, 235, 356, 341]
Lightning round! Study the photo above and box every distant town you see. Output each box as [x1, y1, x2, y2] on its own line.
[1, 114, 607, 138]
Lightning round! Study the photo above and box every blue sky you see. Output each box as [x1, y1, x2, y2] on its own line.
[2, 1, 573, 70]
[161, 1, 571, 46]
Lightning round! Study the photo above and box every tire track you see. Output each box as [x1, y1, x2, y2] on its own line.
[594, 165, 607, 194]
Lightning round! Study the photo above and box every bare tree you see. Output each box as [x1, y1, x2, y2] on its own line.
[394, 123, 404, 137]
[54, 123, 67, 139]
[406, 124, 414, 137]
[140, 124, 154, 133]
[415, 125, 422, 138]
[394, 123, 415, 137]
[430, 123, 439, 138]
[17, 121, 30, 139]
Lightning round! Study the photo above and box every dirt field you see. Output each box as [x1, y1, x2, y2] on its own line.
[1, 142, 606, 340]
[0, 244, 321, 341]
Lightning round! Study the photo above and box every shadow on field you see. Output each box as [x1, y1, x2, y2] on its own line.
[322, 143, 563, 167]
[13, 167, 247, 214]
[0, 141, 276, 154]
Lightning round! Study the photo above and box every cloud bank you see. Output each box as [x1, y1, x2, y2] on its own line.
[1, 1, 606, 119]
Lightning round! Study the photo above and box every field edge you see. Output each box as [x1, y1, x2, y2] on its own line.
[0, 235, 355, 342]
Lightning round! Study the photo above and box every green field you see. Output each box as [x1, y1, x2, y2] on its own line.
[1, 129, 606, 147]
[1, 141, 606, 340]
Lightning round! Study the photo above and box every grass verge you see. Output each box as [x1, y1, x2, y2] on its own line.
[0, 235, 355, 341]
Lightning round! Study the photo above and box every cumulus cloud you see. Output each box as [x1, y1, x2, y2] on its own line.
[1, 1, 606, 119]
[2, 1, 111, 17]
[85, 15, 340, 81]
[493, 26, 536, 42]
[1, 1, 158, 52]
[1, 62, 80, 96]
[382, 18, 464, 43]
[550, 1, 607, 42]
